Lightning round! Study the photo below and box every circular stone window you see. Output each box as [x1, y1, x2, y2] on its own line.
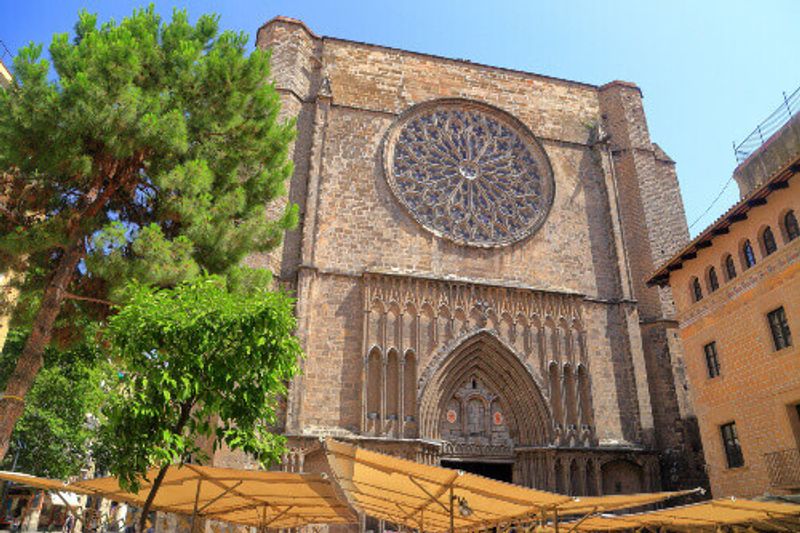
[383, 99, 555, 247]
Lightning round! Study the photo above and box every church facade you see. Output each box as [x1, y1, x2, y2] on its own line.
[247, 17, 706, 496]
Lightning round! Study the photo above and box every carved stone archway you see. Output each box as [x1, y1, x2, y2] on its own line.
[418, 330, 552, 447]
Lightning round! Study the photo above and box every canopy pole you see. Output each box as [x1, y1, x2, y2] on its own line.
[256, 504, 268, 533]
[565, 507, 598, 533]
[449, 486, 454, 533]
[553, 509, 559, 533]
[196, 480, 244, 514]
[418, 508, 424, 533]
[189, 479, 202, 533]
[49, 489, 86, 529]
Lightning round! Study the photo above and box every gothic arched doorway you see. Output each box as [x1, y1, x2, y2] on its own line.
[418, 331, 552, 482]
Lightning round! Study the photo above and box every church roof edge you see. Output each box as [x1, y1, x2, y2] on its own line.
[258, 16, 604, 92]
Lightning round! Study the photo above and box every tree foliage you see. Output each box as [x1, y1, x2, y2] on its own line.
[0, 5, 297, 458]
[101, 275, 301, 495]
[0, 329, 112, 479]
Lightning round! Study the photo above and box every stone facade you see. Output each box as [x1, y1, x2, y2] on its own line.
[246, 16, 706, 499]
[656, 158, 800, 498]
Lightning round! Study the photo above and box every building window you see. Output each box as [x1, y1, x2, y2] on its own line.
[724, 254, 737, 281]
[721, 422, 744, 468]
[767, 306, 793, 351]
[786, 210, 799, 242]
[762, 227, 777, 256]
[703, 342, 721, 378]
[742, 240, 757, 269]
[691, 277, 703, 302]
[707, 267, 719, 293]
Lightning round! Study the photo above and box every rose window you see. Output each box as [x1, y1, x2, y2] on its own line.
[383, 100, 554, 247]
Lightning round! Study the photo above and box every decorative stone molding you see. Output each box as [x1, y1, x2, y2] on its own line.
[363, 271, 583, 327]
[361, 271, 594, 448]
[441, 441, 514, 459]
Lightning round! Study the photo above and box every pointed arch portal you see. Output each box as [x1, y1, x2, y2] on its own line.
[418, 331, 552, 448]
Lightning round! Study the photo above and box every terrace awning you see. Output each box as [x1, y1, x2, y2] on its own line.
[0, 465, 356, 529]
[0, 471, 75, 493]
[565, 498, 800, 531]
[323, 439, 699, 532]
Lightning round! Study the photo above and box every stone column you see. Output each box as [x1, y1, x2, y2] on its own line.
[361, 353, 369, 433]
[594, 460, 603, 495]
[577, 458, 588, 496]
[361, 303, 371, 434]
[561, 458, 571, 495]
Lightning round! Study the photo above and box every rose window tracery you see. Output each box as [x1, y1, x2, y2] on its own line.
[383, 100, 555, 247]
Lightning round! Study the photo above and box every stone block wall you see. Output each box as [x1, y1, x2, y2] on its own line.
[240, 16, 705, 493]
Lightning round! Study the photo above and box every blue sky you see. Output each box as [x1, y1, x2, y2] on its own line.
[2, 0, 798, 236]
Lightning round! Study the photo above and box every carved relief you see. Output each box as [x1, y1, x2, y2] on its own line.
[439, 376, 513, 449]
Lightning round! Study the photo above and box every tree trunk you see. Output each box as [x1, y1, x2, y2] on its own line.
[0, 157, 132, 461]
[0, 242, 85, 460]
[138, 464, 170, 533]
[138, 400, 193, 532]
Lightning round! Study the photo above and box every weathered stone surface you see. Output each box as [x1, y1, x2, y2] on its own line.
[229, 16, 706, 498]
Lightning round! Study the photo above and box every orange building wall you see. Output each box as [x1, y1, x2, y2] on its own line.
[670, 175, 800, 497]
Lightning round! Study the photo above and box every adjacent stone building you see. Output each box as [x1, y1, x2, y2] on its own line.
[247, 16, 706, 497]
[649, 99, 800, 497]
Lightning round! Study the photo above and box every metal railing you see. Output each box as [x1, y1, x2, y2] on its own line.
[0, 40, 10, 64]
[734, 85, 800, 164]
[764, 448, 800, 489]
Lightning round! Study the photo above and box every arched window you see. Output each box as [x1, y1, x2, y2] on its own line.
[691, 277, 703, 302]
[762, 227, 777, 256]
[724, 254, 737, 281]
[742, 240, 756, 269]
[708, 267, 719, 292]
[786, 210, 799, 242]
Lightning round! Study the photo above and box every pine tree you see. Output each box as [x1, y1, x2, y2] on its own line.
[0, 6, 297, 460]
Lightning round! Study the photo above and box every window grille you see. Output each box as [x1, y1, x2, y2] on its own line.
[724, 254, 737, 280]
[763, 227, 777, 256]
[768, 306, 793, 350]
[743, 240, 757, 269]
[721, 422, 744, 468]
[708, 268, 719, 292]
[786, 210, 799, 241]
[704, 342, 720, 378]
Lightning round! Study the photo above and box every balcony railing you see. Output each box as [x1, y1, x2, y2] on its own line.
[764, 448, 800, 489]
[734, 86, 800, 164]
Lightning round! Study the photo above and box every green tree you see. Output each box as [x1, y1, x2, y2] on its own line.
[101, 276, 301, 530]
[0, 5, 296, 459]
[0, 328, 112, 479]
